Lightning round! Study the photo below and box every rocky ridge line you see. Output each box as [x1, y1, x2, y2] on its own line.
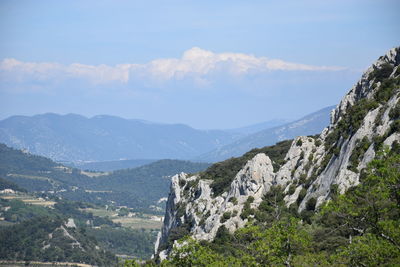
[156, 47, 400, 259]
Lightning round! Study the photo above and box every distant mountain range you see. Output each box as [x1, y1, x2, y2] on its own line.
[0, 108, 332, 163]
[196, 106, 334, 162]
[0, 113, 242, 162]
[225, 119, 289, 135]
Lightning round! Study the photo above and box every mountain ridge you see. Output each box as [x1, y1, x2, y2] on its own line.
[156, 47, 400, 261]
[0, 113, 242, 162]
[197, 105, 334, 162]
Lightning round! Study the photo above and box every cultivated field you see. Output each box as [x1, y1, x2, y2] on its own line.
[0, 194, 56, 207]
[82, 207, 163, 229]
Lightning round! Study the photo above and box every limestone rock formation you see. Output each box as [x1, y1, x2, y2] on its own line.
[156, 47, 400, 258]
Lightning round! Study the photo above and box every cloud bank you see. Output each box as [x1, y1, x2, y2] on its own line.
[0, 47, 346, 87]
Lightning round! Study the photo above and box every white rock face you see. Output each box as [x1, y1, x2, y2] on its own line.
[65, 218, 76, 228]
[156, 47, 400, 258]
[156, 152, 281, 255]
[227, 153, 275, 202]
[298, 48, 400, 210]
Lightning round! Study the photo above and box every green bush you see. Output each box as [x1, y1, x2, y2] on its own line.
[370, 63, 394, 82]
[348, 136, 371, 173]
[389, 101, 400, 120]
[288, 184, 297, 195]
[246, 196, 254, 204]
[296, 139, 303, 146]
[306, 197, 317, 211]
[315, 139, 322, 147]
[229, 197, 238, 205]
[220, 211, 232, 223]
[179, 179, 186, 187]
[297, 188, 307, 205]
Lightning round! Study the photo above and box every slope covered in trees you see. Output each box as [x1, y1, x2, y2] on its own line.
[0, 143, 209, 212]
[128, 147, 400, 266]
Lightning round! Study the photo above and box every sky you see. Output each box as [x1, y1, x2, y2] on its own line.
[0, 0, 399, 129]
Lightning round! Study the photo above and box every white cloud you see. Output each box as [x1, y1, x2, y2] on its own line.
[0, 47, 345, 86]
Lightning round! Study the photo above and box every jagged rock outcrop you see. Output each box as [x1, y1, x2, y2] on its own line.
[156, 47, 400, 259]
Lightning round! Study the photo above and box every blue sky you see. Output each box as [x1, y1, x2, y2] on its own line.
[0, 0, 399, 129]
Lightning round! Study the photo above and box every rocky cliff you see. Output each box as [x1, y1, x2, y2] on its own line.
[156, 47, 400, 259]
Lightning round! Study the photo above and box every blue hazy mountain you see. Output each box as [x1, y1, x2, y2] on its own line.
[0, 113, 241, 162]
[226, 119, 289, 135]
[196, 106, 334, 162]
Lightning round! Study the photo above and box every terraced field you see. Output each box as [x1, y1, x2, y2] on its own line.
[82, 207, 163, 229]
[0, 193, 56, 207]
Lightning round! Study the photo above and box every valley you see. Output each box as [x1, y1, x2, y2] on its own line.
[1, 1, 397, 266]
[2, 48, 400, 265]
[0, 48, 399, 266]
[0, 144, 210, 263]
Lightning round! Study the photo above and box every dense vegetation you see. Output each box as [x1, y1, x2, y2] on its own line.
[200, 140, 293, 195]
[0, 143, 95, 191]
[0, 144, 58, 173]
[0, 145, 210, 262]
[127, 145, 400, 266]
[0, 143, 209, 213]
[0, 216, 117, 266]
[0, 177, 26, 192]
[0, 193, 161, 263]
[0, 196, 119, 265]
[87, 226, 159, 259]
[0, 144, 185, 263]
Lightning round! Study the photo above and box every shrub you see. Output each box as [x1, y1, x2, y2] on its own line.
[348, 136, 371, 173]
[297, 188, 307, 205]
[315, 139, 322, 147]
[220, 211, 232, 223]
[330, 184, 339, 196]
[288, 184, 297, 195]
[240, 207, 255, 220]
[306, 197, 317, 211]
[299, 174, 307, 184]
[246, 196, 254, 204]
[179, 179, 186, 187]
[389, 102, 400, 120]
[168, 224, 190, 245]
[392, 141, 400, 155]
[370, 63, 394, 82]
[229, 197, 238, 205]
[296, 139, 303, 146]
[199, 218, 205, 227]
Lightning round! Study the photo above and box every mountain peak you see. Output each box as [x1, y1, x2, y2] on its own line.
[156, 47, 400, 259]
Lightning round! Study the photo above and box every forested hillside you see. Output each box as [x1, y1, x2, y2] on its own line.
[0, 193, 119, 265]
[0, 143, 209, 213]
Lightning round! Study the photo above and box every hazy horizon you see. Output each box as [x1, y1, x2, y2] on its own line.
[0, 104, 335, 131]
[1, 0, 399, 129]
